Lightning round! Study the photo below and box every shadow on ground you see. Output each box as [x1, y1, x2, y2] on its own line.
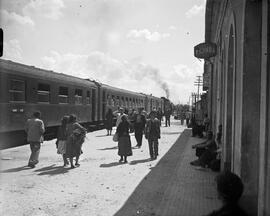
[34, 164, 69, 175]
[1, 165, 33, 173]
[113, 130, 191, 216]
[100, 161, 126, 168]
[98, 146, 118, 151]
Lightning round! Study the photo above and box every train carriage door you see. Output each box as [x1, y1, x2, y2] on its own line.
[91, 88, 96, 121]
[102, 90, 106, 120]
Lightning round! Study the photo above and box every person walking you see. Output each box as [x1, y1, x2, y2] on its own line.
[105, 108, 114, 136]
[164, 108, 171, 127]
[116, 115, 132, 163]
[113, 107, 126, 128]
[145, 111, 161, 160]
[157, 108, 163, 126]
[25, 111, 45, 168]
[66, 114, 87, 168]
[134, 108, 146, 148]
[56, 116, 69, 166]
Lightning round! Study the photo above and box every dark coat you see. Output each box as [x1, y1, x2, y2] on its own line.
[116, 121, 132, 156]
[145, 118, 160, 140]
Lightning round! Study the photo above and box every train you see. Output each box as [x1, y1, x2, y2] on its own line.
[0, 59, 172, 149]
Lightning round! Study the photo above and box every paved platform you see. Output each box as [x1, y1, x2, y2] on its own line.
[114, 129, 222, 216]
[0, 120, 221, 216]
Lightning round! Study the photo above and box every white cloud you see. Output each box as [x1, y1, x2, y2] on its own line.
[3, 39, 23, 61]
[126, 29, 170, 42]
[40, 51, 204, 103]
[185, 0, 206, 18]
[169, 25, 177, 30]
[23, 0, 65, 20]
[40, 51, 170, 99]
[0, 9, 34, 26]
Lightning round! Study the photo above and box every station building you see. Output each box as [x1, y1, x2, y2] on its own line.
[199, 0, 269, 215]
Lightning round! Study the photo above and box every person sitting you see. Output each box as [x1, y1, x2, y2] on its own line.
[210, 124, 222, 172]
[205, 171, 248, 216]
[190, 131, 217, 167]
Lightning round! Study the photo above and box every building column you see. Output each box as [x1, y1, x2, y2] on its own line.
[258, 1, 270, 215]
[240, 1, 262, 214]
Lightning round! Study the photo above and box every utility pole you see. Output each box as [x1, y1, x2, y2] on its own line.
[194, 76, 203, 111]
[194, 75, 203, 101]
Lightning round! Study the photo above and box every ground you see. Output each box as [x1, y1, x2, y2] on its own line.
[1, 120, 197, 216]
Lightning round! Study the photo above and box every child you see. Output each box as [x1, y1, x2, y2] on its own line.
[205, 171, 248, 216]
[56, 116, 69, 166]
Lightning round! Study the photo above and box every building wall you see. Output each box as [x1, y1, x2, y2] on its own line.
[205, 0, 269, 215]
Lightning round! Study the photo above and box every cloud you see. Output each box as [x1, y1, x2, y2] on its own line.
[40, 51, 205, 103]
[23, 0, 65, 20]
[40, 51, 170, 99]
[185, 0, 206, 18]
[169, 25, 177, 30]
[3, 39, 23, 61]
[0, 9, 34, 26]
[126, 29, 170, 42]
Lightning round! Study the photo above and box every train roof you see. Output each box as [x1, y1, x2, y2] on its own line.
[0, 58, 97, 88]
[100, 83, 146, 98]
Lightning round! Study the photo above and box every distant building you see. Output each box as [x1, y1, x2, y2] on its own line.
[202, 0, 269, 215]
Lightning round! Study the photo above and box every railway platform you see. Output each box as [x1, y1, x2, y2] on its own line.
[0, 119, 221, 216]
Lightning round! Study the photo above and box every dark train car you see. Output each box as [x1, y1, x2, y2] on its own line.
[161, 97, 173, 114]
[100, 84, 146, 116]
[0, 59, 98, 149]
[0, 59, 166, 149]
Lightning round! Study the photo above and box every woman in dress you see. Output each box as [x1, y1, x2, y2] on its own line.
[116, 115, 132, 163]
[105, 108, 113, 135]
[66, 114, 87, 168]
[56, 116, 69, 166]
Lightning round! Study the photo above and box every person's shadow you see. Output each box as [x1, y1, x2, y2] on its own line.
[34, 164, 69, 176]
[129, 158, 151, 165]
[100, 162, 125, 168]
[1, 165, 33, 173]
[98, 146, 118, 151]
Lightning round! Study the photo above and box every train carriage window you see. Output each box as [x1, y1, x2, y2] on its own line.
[86, 91, 91, 105]
[75, 89, 83, 105]
[59, 87, 69, 104]
[112, 95, 115, 106]
[9, 79, 26, 102]
[107, 95, 110, 105]
[37, 83, 50, 103]
[116, 96, 120, 107]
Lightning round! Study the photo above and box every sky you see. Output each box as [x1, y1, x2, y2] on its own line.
[0, 0, 206, 104]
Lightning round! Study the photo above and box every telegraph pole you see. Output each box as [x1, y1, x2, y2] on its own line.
[193, 76, 203, 115]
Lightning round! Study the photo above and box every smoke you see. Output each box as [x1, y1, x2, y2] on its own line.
[41, 51, 170, 99]
[137, 63, 170, 99]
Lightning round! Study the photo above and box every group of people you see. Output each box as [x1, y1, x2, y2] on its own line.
[25, 111, 86, 168]
[108, 107, 162, 163]
[190, 122, 222, 171]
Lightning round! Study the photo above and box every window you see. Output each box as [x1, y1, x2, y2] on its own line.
[59, 87, 68, 104]
[38, 83, 50, 103]
[86, 91, 91, 104]
[116, 96, 120, 106]
[126, 97, 129, 106]
[112, 95, 115, 106]
[75, 89, 83, 105]
[9, 79, 26, 102]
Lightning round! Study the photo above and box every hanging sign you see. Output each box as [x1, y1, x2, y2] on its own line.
[194, 42, 217, 59]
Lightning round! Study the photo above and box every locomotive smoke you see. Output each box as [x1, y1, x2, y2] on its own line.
[138, 64, 170, 99]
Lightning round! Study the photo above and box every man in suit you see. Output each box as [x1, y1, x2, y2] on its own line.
[25, 111, 45, 168]
[145, 111, 161, 160]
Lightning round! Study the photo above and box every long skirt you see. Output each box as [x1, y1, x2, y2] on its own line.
[118, 136, 132, 156]
[57, 140, 66, 154]
[66, 135, 83, 158]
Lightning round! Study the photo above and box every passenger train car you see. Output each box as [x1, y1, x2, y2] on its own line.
[0, 59, 171, 149]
